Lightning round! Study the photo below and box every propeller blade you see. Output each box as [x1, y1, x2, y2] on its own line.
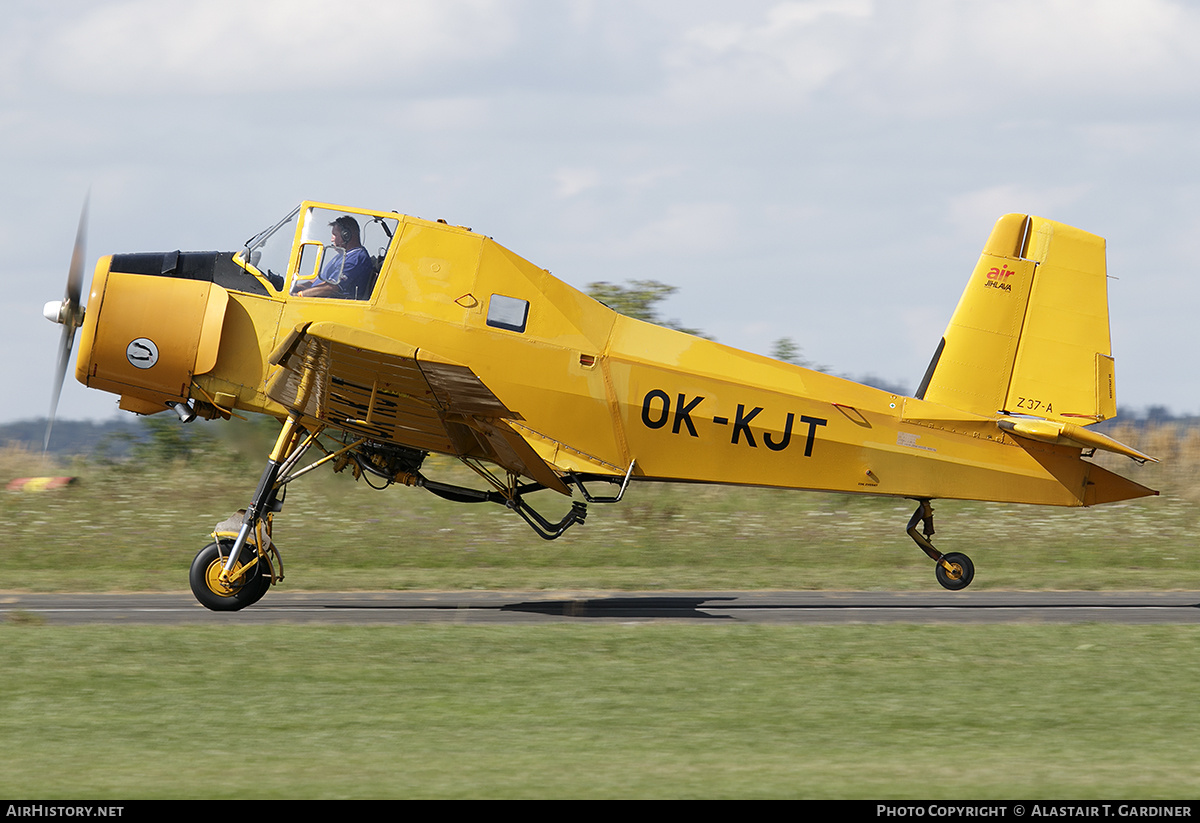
[66, 196, 88, 315]
[45, 323, 77, 452]
[44, 198, 89, 453]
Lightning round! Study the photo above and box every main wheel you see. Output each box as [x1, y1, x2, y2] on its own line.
[189, 541, 270, 611]
[935, 551, 975, 591]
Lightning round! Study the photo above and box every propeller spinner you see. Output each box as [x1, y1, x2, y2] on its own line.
[43, 199, 89, 451]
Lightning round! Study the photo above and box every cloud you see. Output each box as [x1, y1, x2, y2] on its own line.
[553, 167, 602, 198]
[947, 184, 1091, 238]
[660, 0, 1200, 120]
[662, 0, 873, 113]
[874, 0, 1200, 116]
[26, 0, 518, 97]
[611, 201, 741, 258]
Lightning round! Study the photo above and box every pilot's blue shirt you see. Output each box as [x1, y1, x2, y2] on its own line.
[319, 246, 374, 298]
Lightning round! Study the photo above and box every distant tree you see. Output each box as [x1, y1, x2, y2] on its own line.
[770, 337, 913, 392]
[1, 418, 142, 458]
[586, 280, 709, 338]
[587, 280, 675, 322]
[770, 336, 829, 373]
[770, 336, 804, 366]
[131, 416, 213, 462]
[1145, 405, 1175, 424]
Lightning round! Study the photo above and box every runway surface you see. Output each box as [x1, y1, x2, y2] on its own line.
[2, 591, 1199, 625]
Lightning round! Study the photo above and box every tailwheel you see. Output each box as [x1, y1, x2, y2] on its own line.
[906, 500, 977, 591]
[189, 541, 270, 611]
[935, 551, 975, 591]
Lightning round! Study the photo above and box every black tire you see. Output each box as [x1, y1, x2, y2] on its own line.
[935, 551, 975, 591]
[189, 541, 270, 611]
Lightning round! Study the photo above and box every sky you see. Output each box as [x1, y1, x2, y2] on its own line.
[5, 0, 1200, 425]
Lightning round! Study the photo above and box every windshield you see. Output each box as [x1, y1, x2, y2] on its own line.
[238, 205, 301, 290]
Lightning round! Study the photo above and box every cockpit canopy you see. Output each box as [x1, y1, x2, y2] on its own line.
[237, 203, 399, 301]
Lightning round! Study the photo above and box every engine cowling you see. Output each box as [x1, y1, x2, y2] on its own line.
[76, 254, 229, 413]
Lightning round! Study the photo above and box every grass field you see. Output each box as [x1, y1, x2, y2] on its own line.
[1, 422, 1197, 798]
[2, 623, 1199, 799]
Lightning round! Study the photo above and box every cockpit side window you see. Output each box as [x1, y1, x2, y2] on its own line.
[287, 207, 397, 301]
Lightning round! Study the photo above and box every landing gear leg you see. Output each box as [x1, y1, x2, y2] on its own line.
[906, 499, 975, 591]
[189, 413, 305, 611]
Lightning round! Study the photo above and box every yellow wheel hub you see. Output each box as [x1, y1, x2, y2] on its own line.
[204, 556, 246, 597]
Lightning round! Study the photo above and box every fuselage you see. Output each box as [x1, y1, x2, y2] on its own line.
[73, 201, 1154, 508]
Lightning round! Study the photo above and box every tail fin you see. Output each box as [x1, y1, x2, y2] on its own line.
[916, 214, 1116, 425]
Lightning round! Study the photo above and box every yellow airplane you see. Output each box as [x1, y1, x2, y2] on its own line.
[44, 201, 1157, 610]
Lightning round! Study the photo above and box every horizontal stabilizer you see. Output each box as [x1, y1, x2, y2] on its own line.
[998, 418, 1156, 463]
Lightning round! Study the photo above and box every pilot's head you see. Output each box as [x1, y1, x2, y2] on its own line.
[329, 216, 361, 248]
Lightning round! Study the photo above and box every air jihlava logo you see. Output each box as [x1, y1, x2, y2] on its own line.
[984, 264, 1015, 292]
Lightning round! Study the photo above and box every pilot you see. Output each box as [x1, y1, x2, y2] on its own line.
[291, 216, 374, 299]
